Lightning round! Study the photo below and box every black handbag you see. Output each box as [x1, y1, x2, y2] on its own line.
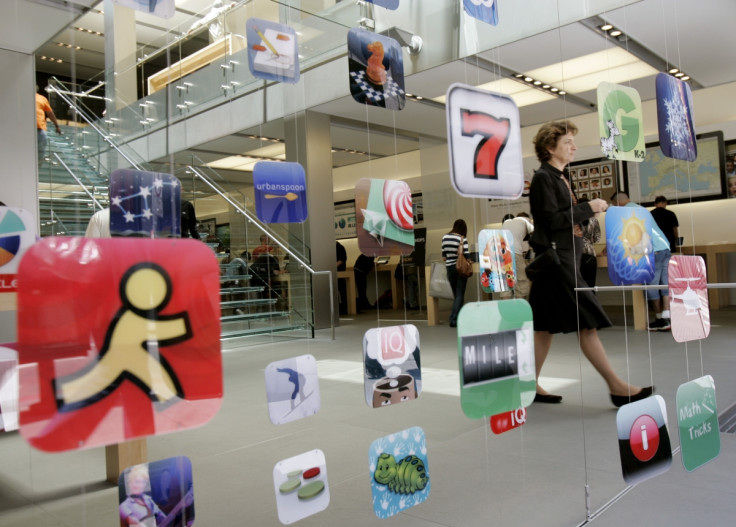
[525, 242, 559, 280]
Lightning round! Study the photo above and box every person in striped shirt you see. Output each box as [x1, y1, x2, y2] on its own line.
[442, 219, 470, 328]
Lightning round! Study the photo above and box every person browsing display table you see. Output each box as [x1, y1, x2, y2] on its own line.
[528, 120, 652, 406]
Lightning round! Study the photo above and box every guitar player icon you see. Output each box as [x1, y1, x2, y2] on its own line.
[55, 262, 192, 412]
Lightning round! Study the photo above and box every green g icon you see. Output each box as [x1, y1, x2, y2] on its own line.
[598, 81, 646, 161]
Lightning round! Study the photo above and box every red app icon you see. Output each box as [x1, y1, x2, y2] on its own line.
[629, 414, 659, 462]
[490, 407, 526, 435]
[17, 237, 222, 452]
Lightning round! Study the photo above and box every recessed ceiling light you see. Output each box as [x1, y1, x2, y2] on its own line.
[669, 68, 679, 74]
[415, 96, 423, 100]
[514, 73, 524, 78]
[533, 80, 542, 85]
[600, 24, 614, 31]
[524, 76, 533, 82]
[550, 87, 559, 92]
[542, 84, 550, 89]
[681, 75, 690, 81]
[675, 72, 685, 77]
[559, 91, 566, 95]
[609, 30, 623, 37]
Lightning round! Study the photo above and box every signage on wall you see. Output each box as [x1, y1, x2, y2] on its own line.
[456, 300, 535, 419]
[0, 207, 35, 293]
[246, 18, 300, 84]
[656, 73, 697, 162]
[446, 83, 524, 199]
[17, 237, 222, 452]
[597, 81, 646, 162]
[253, 161, 308, 223]
[348, 28, 406, 110]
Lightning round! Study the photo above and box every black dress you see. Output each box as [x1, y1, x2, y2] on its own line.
[528, 163, 611, 333]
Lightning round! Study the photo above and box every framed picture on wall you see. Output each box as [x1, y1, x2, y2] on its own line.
[199, 218, 216, 237]
[569, 158, 618, 201]
[725, 140, 736, 199]
[623, 131, 727, 205]
[334, 200, 357, 239]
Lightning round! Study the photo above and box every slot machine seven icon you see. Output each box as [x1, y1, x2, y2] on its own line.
[17, 237, 222, 452]
[457, 300, 535, 419]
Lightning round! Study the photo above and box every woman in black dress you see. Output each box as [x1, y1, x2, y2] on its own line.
[528, 121, 652, 407]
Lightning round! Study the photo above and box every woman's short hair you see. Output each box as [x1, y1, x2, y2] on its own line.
[451, 219, 467, 237]
[533, 120, 578, 163]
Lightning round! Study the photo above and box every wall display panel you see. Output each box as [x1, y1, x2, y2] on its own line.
[0, 207, 35, 294]
[457, 300, 535, 419]
[17, 238, 222, 452]
[265, 354, 321, 425]
[369, 426, 430, 518]
[604, 206, 655, 285]
[623, 132, 726, 205]
[676, 376, 720, 472]
[347, 28, 406, 110]
[668, 255, 710, 342]
[478, 229, 516, 294]
[118, 456, 194, 527]
[569, 160, 617, 201]
[355, 178, 414, 256]
[616, 395, 672, 485]
[334, 200, 357, 239]
[363, 325, 421, 408]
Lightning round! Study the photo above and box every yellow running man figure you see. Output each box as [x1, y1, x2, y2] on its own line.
[56, 263, 192, 412]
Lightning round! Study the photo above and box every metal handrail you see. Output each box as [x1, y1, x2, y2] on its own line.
[188, 166, 334, 340]
[52, 152, 104, 211]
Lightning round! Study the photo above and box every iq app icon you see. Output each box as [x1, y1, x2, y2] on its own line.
[616, 395, 672, 485]
[253, 161, 308, 224]
[446, 83, 523, 199]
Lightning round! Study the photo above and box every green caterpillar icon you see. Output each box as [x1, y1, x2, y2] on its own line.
[373, 453, 428, 494]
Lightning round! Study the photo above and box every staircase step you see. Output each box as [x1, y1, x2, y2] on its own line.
[220, 298, 277, 308]
[220, 324, 307, 340]
[220, 310, 289, 322]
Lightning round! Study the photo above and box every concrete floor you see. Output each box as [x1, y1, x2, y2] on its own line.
[1, 305, 735, 526]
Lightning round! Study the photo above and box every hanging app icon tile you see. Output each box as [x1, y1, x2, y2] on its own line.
[365, 0, 399, 9]
[0, 207, 36, 294]
[253, 161, 308, 224]
[17, 237, 222, 452]
[676, 375, 720, 472]
[355, 178, 414, 256]
[246, 18, 300, 84]
[348, 28, 405, 110]
[478, 229, 516, 294]
[656, 73, 697, 162]
[119, 456, 195, 527]
[604, 206, 655, 285]
[597, 82, 646, 162]
[669, 255, 710, 342]
[363, 325, 421, 408]
[616, 395, 672, 485]
[265, 355, 321, 425]
[110, 169, 181, 238]
[274, 449, 329, 524]
[490, 407, 526, 435]
[446, 83, 524, 199]
[112, 0, 174, 18]
[457, 300, 535, 419]
[369, 426, 429, 519]
[0, 344, 19, 432]
[463, 0, 499, 26]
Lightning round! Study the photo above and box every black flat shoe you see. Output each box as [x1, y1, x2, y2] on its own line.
[610, 386, 654, 408]
[534, 393, 562, 404]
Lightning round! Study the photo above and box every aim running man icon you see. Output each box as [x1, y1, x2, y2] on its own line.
[55, 262, 192, 412]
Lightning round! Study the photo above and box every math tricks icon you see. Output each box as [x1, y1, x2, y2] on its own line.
[265, 355, 321, 425]
[253, 161, 308, 224]
[17, 237, 222, 452]
[348, 27, 406, 110]
[446, 83, 523, 199]
[246, 18, 300, 84]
